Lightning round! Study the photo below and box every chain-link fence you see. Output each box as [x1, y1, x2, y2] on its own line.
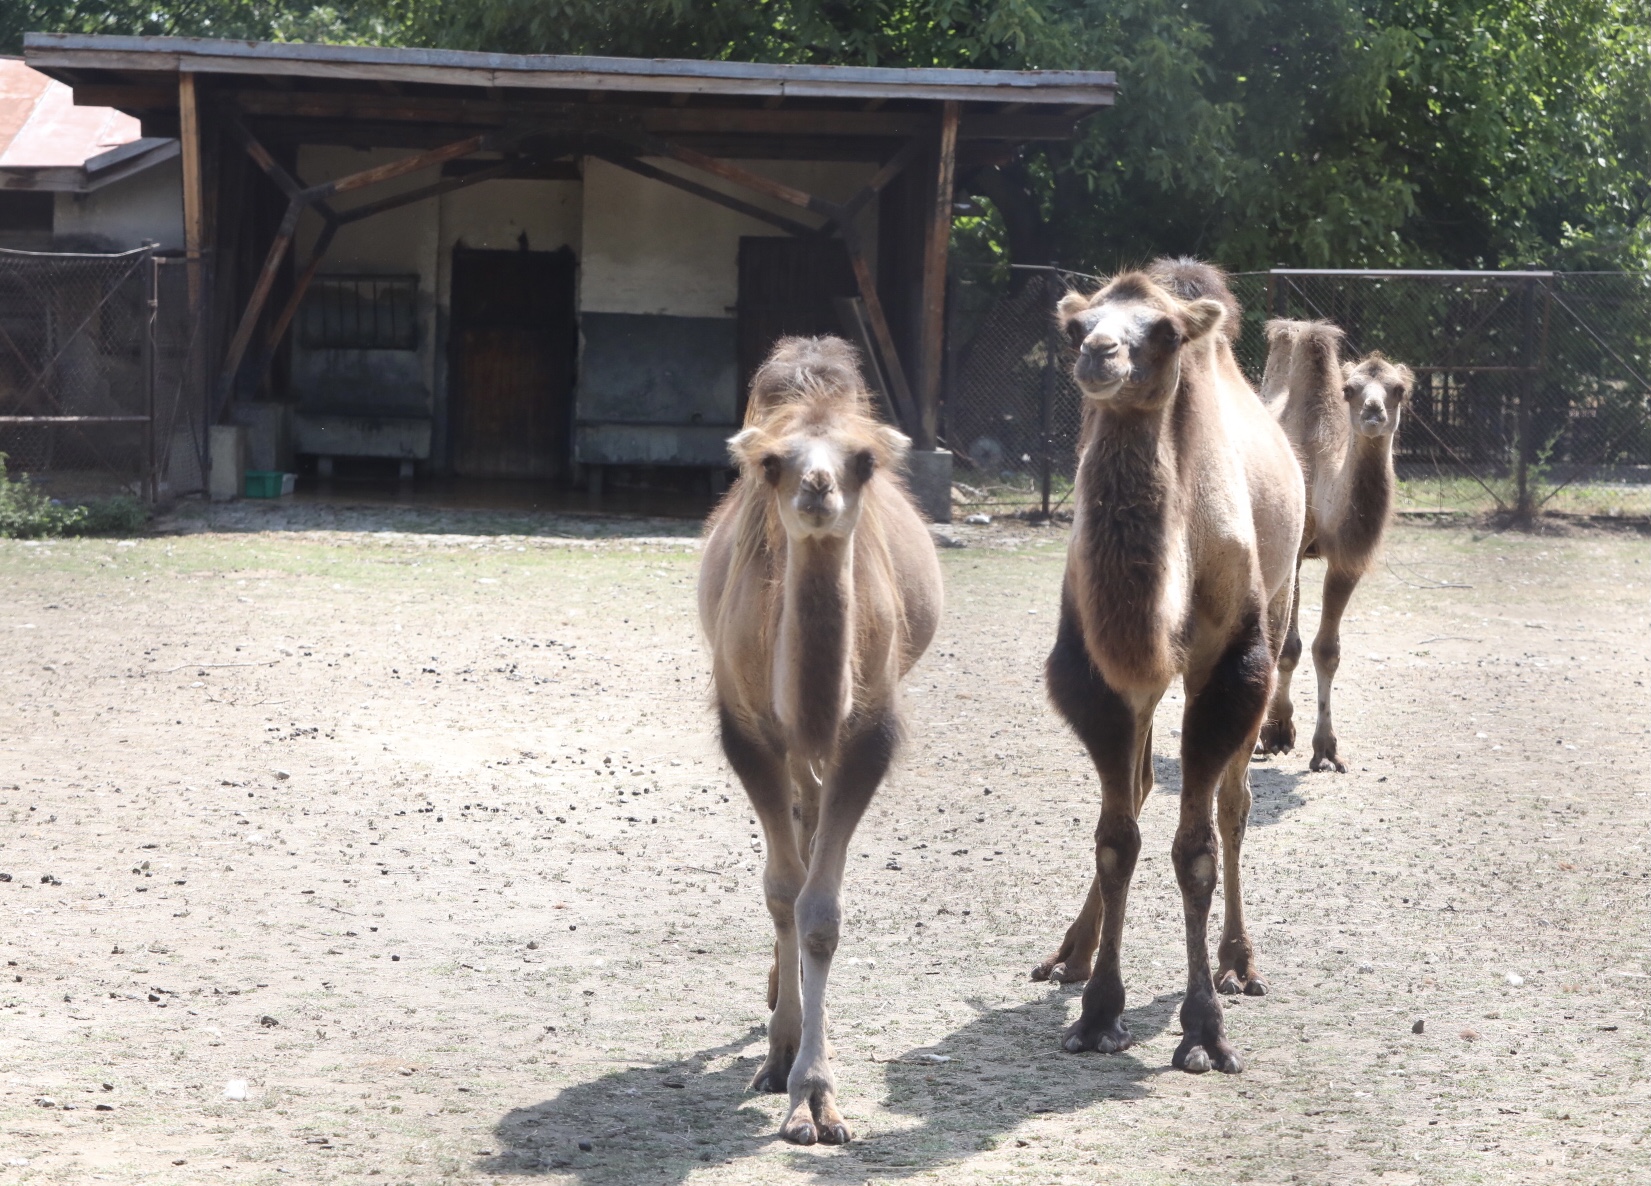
[0, 247, 210, 503]
[944, 265, 1651, 521]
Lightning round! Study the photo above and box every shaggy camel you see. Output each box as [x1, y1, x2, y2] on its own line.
[699, 337, 942, 1145]
[1256, 320, 1415, 772]
[1033, 260, 1304, 1074]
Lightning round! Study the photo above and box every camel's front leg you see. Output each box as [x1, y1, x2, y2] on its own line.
[1174, 610, 1272, 1074]
[1257, 563, 1302, 755]
[781, 713, 894, 1146]
[1043, 605, 1150, 1048]
[717, 710, 806, 1093]
[1309, 567, 1360, 772]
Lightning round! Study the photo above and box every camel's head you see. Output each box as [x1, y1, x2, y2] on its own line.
[1057, 273, 1227, 407]
[728, 337, 909, 541]
[1342, 352, 1414, 439]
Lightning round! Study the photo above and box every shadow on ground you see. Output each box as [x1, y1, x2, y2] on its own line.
[479, 989, 1179, 1182]
[1148, 754, 1308, 828]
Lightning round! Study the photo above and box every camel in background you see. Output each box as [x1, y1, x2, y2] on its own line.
[1034, 260, 1304, 1074]
[699, 337, 942, 1145]
[1257, 320, 1415, 772]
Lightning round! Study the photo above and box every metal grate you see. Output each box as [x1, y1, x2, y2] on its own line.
[299, 275, 419, 351]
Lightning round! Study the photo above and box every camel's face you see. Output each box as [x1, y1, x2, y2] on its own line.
[1058, 278, 1226, 406]
[1342, 356, 1414, 439]
[732, 422, 909, 541]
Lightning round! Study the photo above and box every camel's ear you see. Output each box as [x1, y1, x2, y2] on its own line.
[874, 424, 911, 468]
[1056, 291, 1093, 323]
[727, 427, 767, 469]
[1181, 297, 1226, 342]
[1392, 363, 1416, 401]
[1340, 361, 1358, 386]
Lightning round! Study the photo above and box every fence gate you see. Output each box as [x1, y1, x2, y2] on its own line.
[0, 247, 209, 503]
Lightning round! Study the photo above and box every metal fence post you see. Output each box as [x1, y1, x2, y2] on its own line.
[1039, 275, 1058, 519]
[143, 251, 158, 502]
[1515, 276, 1538, 517]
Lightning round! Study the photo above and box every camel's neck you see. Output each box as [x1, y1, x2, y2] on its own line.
[1326, 426, 1395, 568]
[1070, 399, 1183, 688]
[775, 533, 855, 759]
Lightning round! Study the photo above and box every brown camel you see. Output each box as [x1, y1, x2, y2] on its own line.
[698, 336, 942, 1145]
[1256, 320, 1415, 772]
[1033, 259, 1305, 1074]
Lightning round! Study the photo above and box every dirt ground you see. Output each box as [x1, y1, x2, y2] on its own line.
[1, 501, 1647, 1186]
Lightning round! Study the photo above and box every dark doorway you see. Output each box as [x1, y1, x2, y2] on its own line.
[449, 245, 577, 478]
[736, 236, 858, 419]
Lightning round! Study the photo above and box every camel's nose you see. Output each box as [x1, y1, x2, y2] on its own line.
[796, 470, 836, 516]
[1081, 333, 1119, 358]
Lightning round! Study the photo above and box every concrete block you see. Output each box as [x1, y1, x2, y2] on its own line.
[209, 425, 247, 502]
[903, 448, 953, 524]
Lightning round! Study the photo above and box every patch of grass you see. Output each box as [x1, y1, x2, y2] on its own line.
[0, 455, 148, 538]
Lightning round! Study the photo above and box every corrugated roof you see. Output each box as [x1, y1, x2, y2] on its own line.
[0, 57, 141, 168]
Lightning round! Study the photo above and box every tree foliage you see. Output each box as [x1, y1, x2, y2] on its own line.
[8, 0, 1647, 271]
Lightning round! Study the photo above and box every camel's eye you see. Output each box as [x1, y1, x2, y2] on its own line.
[760, 455, 783, 485]
[1064, 318, 1089, 349]
[851, 450, 875, 484]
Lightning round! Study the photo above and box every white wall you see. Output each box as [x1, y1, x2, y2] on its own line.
[52, 157, 185, 250]
[579, 158, 877, 318]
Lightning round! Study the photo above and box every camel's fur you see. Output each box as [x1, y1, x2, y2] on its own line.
[699, 336, 942, 1145]
[1258, 319, 1415, 771]
[1036, 261, 1305, 1075]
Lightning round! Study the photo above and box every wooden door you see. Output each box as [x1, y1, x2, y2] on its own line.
[736, 237, 858, 419]
[450, 246, 576, 478]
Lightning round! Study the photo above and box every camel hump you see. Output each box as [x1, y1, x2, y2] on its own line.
[746, 335, 872, 424]
[1292, 320, 1345, 388]
[1147, 256, 1242, 341]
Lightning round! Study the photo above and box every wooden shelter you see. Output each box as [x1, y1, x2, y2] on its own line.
[24, 33, 1113, 507]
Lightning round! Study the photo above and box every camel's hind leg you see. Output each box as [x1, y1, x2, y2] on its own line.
[1042, 601, 1154, 1053]
[1258, 562, 1303, 755]
[717, 709, 806, 1094]
[781, 711, 896, 1146]
[1172, 606, 1272, 1074]
[1215, 751, 1267, 996]
[1310, 566, 1360, 773]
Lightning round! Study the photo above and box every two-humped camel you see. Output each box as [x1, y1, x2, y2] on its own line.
[1256, 320, 1414, 771]
[699, 337, 942, 1144]
[1035, 259, 1304, 1073]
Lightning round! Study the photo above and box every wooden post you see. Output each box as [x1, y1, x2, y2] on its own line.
[841, 227, 920, 435]
[179, 73, 205, 310]
[916, 100, 960, 451]
[214, 198, 303, 415]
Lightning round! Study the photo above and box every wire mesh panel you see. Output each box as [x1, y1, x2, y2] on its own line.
[945, 267, 1085, 518]
[0, 248, 210, 502]
[1231, 270, 1651, 519]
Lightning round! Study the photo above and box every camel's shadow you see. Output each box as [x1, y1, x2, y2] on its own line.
[1149, 753, 1307, 827]
[478, 989, 1179, 1182]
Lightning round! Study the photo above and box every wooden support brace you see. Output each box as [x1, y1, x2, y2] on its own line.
[647, 137, 840, 220]
[334, 158, 516, 224]
[916, 100, 960, 451]
[305, 134, 490, 201]
[823, 138, 923, 233]
[179, 73, 205, 310]
[214, 197, 302, 414]
[841, 226, 919, 435]
[591, 148, 821, 238]
[253, 218, 338, 385]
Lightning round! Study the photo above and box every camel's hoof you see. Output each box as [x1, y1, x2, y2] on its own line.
[1174, 1041, 1242, 1075]
[749, 1058, 793, 1094]
[1032, 957, 1091, 984]
[1216, 969, 1269, 997]
[816, 1122, 852, 1145]
[1257, 719, 1295, 755]
[780, 1119, 817, 1146]
[1061, 1016, 1132, 1054]
[1309, 754, 1348, 774]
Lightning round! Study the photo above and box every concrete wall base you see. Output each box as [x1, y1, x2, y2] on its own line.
[208, 425, 246, 502]
[904, 448, 952, 524]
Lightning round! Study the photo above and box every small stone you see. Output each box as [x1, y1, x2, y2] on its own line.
[274, 770, 290, 781]
[965, 513, 991, 525]
[526, 941, 539, 950]
[259, 1015, 279, 1027]
[224, 1080, 249, 1101]
[1505, 972, 1524, 987]
[1412, 1018, 1425, 1034]
[577, 1140, 593, 1152]
[1357, 961, 1375, 973]
[1460, 1028, 1480, 1041]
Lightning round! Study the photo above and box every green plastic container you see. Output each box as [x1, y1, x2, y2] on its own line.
[245, 471, 286, 498]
